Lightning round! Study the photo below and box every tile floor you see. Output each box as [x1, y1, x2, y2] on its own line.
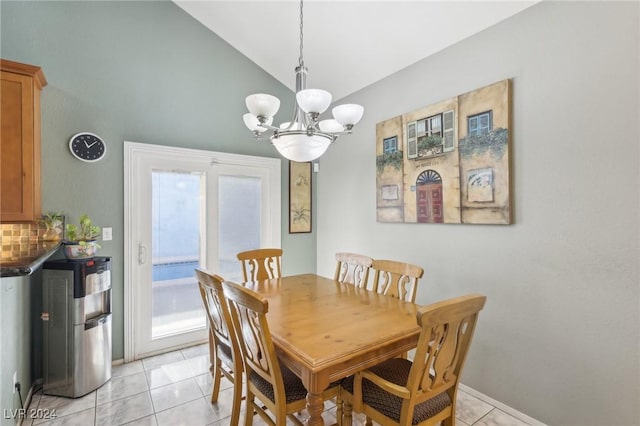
[25, 344, 531, 426]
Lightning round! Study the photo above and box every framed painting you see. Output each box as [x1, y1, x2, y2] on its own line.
[289, 161, 312, 233]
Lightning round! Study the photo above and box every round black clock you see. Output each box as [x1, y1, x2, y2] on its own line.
[69, 132, 106, 162]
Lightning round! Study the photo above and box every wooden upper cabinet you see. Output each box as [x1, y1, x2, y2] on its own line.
[1, 59, 47, 222]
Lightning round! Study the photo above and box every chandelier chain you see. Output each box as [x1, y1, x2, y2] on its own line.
[298, 0, 304, 67]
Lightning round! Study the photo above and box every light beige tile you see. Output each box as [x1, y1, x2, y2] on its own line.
[122, 414, 158, 426]
[97, 372, 149, 405]
[30, 407, 95, 426]
[155, 397, 218, 426]
[150, 377, 203, 412]
[456, 390, 494, 425]
[95, 391, 154, 426]
[34, 391, 96, 423]
[474, 408, 531, 426]
[111, 360, 144, 379]
[186, 354, 211, 377]
[142, 351, 185, 371]
[182, 343, 210, 360]
[194, 372, 214, 397]
[146, 359, 196, 389]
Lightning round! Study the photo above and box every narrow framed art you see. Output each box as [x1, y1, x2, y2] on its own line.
[289, 161, 312, 233]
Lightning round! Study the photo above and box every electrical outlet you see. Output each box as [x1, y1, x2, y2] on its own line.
[102, 227, 113, 241]
[12, 371, 17, 394]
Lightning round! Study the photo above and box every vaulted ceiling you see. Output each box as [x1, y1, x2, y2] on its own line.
[175, 1, 537, 100]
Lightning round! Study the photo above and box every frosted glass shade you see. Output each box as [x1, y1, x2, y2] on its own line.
[332, 104, 364, 126]
[246, 94, 280, 118]
[296, 89, 332, 114]
[271, 133, 331, 162]
[319, 119, 344, 133]
[243, 113, 273, 132]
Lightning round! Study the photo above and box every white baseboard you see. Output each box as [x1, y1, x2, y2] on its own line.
[459, 383, 547, 426]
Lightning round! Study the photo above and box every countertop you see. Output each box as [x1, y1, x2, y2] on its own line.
[0, 240, 62, 277]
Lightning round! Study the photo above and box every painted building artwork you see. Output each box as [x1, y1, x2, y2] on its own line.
[376, 79, 511, 224]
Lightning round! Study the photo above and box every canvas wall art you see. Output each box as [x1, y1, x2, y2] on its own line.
[376, 79, 512, 224]
[289, 161, 312, 233]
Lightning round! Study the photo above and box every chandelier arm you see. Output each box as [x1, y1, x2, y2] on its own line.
[257, 122, 280, 132]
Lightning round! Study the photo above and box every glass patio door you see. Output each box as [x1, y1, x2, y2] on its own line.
[151, 170, 206, 340]
[124, 142, 281, 360]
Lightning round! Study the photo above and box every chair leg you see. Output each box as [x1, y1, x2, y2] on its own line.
[343, 401, 353, 426]
[442, 416, 455, 426]
[210, 361, 222, 403]
[244, 394, 254, 426]
[230, 375, 242, 426]
[335, 395, 343, 426]
[365, 416, 373, 426]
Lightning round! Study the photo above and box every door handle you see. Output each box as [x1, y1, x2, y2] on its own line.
[138, 243, 146, 265]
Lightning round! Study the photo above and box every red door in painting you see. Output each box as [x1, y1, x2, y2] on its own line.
[416, 170, 443, 223]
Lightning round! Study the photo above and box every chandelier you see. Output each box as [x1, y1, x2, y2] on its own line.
[242, 0, 364, 163]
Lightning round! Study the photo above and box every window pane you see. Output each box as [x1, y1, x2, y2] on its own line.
[431, 116, 441, 130]
[151, 171, 205, 338]
[480, 113, 490, 130]
[218, 175, 261, 281]
[469, 117, 478, 135]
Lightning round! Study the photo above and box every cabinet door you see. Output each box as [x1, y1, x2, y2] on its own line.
[1, 70, 40, 221]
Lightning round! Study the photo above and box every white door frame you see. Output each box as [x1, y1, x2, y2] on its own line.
[123, 141, 281, 362]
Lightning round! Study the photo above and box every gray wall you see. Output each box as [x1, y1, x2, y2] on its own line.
[0, 0, 316, 383]
[0, 276, 32, 424]
[316, 2, 639, 425]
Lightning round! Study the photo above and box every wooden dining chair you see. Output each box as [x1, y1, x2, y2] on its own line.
[222, 279, 341, 426]
[371, 259, 424, 303]
[341, 294, 487, 426]
[334, 252, 373, 289]
[237, 248, 283, 282]
[195, 268, 243, 425]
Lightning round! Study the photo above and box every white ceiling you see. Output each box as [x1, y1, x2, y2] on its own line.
[174, 1, 538, 100]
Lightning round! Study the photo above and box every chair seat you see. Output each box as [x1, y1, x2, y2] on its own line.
[342, 358, 451, 425]
[250, 366, 309, 404]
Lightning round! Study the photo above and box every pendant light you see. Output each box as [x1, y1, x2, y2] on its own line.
[243, 0, 364, 162]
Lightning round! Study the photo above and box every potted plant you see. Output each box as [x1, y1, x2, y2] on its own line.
[63, 214, 101, 260]
[39, 212, 65, 241]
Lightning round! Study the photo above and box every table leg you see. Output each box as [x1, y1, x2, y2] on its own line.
[306, 391, 325, 426]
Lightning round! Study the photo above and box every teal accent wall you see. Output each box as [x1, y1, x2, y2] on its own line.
[0, 276, 32, 424]
[0, 0, 317, 399]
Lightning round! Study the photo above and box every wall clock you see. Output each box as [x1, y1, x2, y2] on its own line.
[69, 132, 106, 162]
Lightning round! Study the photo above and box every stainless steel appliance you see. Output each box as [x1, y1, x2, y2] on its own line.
[42, 257, 112, 397]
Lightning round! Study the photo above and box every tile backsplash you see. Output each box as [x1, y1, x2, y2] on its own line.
[1, 222, 46, 260]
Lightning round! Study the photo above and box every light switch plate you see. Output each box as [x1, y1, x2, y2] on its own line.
[102, 227, 113, 241]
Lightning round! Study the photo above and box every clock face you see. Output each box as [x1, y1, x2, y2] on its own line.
[69, 133, 106, 162]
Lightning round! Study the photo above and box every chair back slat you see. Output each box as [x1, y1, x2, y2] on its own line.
[408, 294, 486, 405]
[222, 280, 287, 404]
[334, 252, 373, 289]
[372, 259, 424, 302]
[237, 248, 283, 281]
[195, 268, 238, 366]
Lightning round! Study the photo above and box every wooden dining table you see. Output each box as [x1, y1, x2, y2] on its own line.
[243, 273, 421, 426]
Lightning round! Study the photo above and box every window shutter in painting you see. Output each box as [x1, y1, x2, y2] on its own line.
[443, 110, 455, 152]
[407, 121, 417, 159]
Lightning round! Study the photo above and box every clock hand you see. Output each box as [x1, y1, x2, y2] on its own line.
[86, 141, 98, 148]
